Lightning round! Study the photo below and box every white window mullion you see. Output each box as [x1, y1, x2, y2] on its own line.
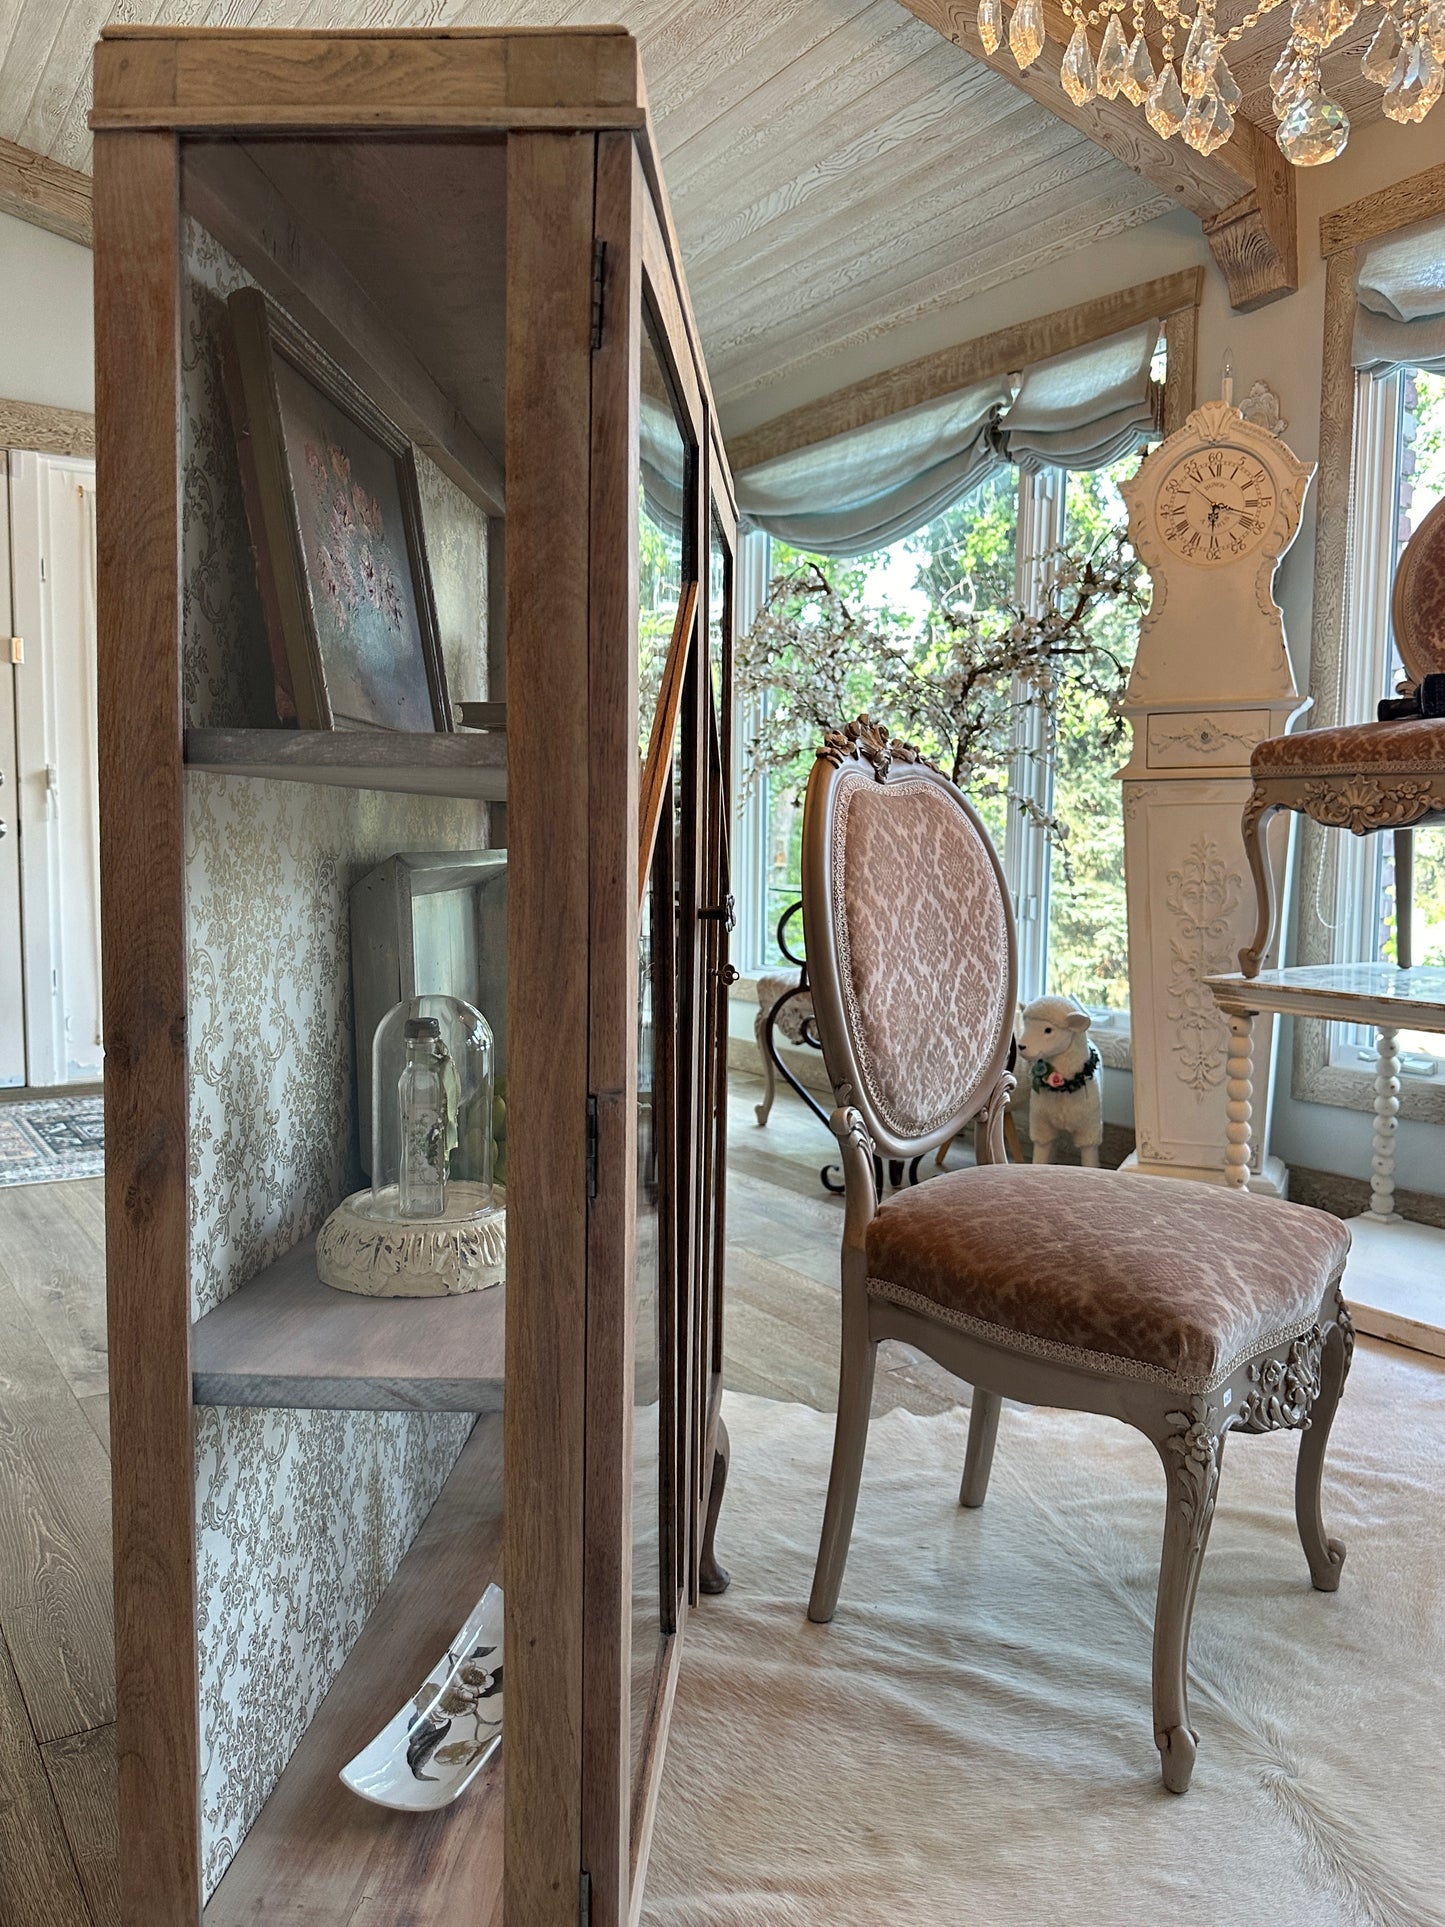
[1007, 467, 1067, 1004]
[1330, 371, 1404, 1065]
[1339, 369, 1402, 969]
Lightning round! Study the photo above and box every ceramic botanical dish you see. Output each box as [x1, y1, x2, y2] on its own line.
[340, 1582, 504, 1811]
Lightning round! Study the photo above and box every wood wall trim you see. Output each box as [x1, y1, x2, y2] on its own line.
[1319, 157, 1445, 257]
[91, 27, 643, 133]
[1161, 303, 1198, 438]
[0, 397, 95, 457]
[93, 128, 201, 1925]
[503, 128, 596, 1927]
[0, 135, 92, 247]
[727, 267, 1203, 475]
[895, 0, 1296, 310]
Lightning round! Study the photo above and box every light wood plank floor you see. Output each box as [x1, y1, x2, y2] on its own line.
[0, 1078, 955, 1926]
[0, 1173, 117, 1927]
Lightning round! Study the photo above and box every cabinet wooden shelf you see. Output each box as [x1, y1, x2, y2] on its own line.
[191, 1235, 505, 1413]
[203, 1414, 504, 1927]
[185, 727, 506, 801]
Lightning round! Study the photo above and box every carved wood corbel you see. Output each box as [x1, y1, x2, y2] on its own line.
[1201, 180, 1300, 316]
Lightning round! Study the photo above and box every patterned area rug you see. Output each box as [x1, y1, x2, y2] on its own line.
[0, 1096, 104, 1186]
[644, 1348, 1445, 1926]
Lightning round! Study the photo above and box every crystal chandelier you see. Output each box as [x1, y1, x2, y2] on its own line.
[973, 0, 1443, 165]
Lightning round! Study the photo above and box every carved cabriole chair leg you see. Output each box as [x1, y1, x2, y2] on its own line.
[1149, 1397, 1226, 1795]
[808, 1273, 878, 1625]
[959, 1390, 1001, 1508]
[1296, 1305, 1354, 1593]
[700, 1415, 732, 1595]
[753, 1007, 777, 1126]
[1238, 786, 1283, 978]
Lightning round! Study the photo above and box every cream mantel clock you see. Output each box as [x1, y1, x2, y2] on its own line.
[1117, 397, 1313, 1194]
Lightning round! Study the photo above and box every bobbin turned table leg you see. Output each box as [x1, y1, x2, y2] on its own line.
[1224, 1010, 1255, 1192]
[1370, 1026, 1402, 1221]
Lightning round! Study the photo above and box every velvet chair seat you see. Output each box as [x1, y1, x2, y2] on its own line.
[1251, 714, 1445, 779]
[865, 1164, 1351, 1394]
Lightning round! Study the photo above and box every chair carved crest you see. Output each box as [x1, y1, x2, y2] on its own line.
[817, 714, 937, 783]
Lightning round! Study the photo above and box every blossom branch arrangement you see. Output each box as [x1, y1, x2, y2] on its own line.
[736, 529, 1148, 871]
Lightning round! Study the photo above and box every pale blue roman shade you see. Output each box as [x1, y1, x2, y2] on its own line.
[734, 321, 1162, 556]
[733, 376, 1011, 557]
[1000, 324, 1162, 473]
[1353, 214, 1445, 377]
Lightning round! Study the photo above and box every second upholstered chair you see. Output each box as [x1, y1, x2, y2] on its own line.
[802, 716, 1354, 1794]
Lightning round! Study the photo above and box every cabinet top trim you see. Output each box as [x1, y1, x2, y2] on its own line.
[92, 27, 645, 133]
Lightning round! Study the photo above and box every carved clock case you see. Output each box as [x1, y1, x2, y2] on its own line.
[1119, 399, 1313, 1189]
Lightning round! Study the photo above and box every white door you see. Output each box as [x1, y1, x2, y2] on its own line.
[0, 466, 24, 1088]
[8, 449, 102, 1087]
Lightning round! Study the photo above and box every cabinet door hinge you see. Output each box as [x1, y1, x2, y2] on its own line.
[580, 1868, 593, 1926]
[586, 1095, 599, 1200]
[591, 240, 607, 351]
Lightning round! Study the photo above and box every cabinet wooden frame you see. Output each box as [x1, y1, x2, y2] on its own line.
[95, 123, 200, 1927]
[94, 30, 736, 1927]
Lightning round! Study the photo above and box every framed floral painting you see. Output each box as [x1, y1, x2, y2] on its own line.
[223, 286, 451, 731]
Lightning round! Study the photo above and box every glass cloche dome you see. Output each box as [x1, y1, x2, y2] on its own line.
[368, 993, 496, 1224]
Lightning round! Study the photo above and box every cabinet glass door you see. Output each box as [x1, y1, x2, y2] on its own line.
[630, 300, 697, 1803]
[584, 136, 734, 1922]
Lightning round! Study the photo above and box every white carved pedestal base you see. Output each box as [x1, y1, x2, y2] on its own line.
[1121, 756, 1298, 1194]
[317, 1181, 507, 1297]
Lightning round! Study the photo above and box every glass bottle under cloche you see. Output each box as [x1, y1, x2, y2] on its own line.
[317, 993, 507, 1298]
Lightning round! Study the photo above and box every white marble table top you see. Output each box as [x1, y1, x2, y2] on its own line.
[1206, 962, 1445, 1026]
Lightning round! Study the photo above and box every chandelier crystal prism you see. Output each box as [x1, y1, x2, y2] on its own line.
[972, 0, 1443, 162]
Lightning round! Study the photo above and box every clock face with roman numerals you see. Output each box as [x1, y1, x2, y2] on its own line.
[1155, 445, 1276, 568]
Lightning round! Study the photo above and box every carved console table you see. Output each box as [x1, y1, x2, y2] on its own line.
[1205, 963, 1445, 1216]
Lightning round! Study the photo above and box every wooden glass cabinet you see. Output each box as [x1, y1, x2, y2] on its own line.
[93, 27, 735, 1926]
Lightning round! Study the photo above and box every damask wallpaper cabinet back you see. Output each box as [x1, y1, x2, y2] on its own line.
[92, 27, 736, 1927]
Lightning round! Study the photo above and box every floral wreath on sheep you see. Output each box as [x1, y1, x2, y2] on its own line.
[1031, 1046, 1100, 1095]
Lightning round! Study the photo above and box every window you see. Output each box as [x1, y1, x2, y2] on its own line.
[1329, 365, 1445, 1078]
[736, 453, 1149, 1008]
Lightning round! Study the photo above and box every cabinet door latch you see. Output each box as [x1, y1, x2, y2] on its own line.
[590, 241, 607, 352]
[580, 1867, 593, 1926]
[586, 1095, 599, 1200]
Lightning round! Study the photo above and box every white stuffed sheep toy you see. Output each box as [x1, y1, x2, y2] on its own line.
[1017, 994, 1103, 1167]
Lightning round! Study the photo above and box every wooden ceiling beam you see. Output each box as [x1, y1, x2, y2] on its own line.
[896, 0, 1296, 311]
[0, 136, 92, 248]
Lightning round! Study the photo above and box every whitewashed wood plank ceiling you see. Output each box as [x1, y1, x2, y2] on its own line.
[1, 0, 1188, 425]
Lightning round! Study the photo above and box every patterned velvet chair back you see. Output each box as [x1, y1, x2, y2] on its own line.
[801, 719, 1018, 1163]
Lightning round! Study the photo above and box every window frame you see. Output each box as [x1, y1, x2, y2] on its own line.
[1291, 172, 1445, 1123]
[729, 280, 1200, 1017]
[732, 464, 1138, 1045]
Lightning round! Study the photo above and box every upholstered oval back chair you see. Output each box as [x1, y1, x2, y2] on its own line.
[801, 716, 1355, 1794]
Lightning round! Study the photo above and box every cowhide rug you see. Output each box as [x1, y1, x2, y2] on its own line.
[644, 1341, 1445, 1926]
